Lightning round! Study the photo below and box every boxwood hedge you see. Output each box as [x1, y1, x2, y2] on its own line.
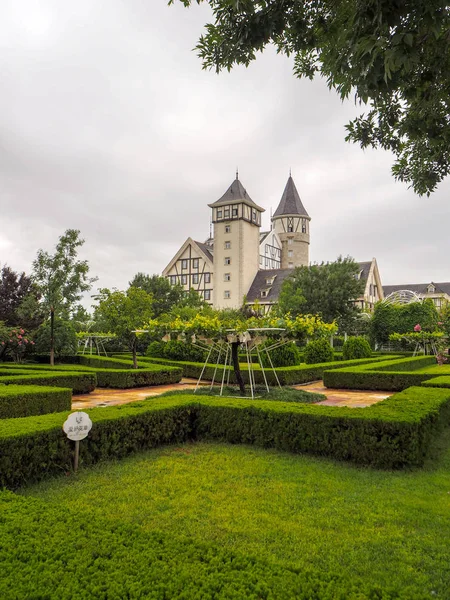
[0, 385, 71, 419]
[323, 356, 441, 391]
[140, 355, 400, 385]
[1, 385, 449, 487]
[0, 370, 96, 394]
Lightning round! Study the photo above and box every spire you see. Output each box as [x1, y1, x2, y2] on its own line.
[272, 175, 309, 218]
[236, 167, 239, 180]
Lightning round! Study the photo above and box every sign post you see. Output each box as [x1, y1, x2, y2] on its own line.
[63, 412, 93, 472]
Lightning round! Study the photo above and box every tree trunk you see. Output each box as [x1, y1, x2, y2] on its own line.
[132, 336, 138, 369]
[50, 307, 55, 367]
[231, 341, 245, 396]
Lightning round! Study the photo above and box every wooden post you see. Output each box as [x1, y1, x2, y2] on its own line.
[74, 440, 80, 472]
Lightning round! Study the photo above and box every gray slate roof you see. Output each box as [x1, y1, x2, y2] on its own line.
[209, 177, 262, 209]
[194, 241, 214, 263]
[246, 269, 295, 303]
[246, 261, 373, 304]
[273, 176, 309, 218]
[383, 282, 450, 296]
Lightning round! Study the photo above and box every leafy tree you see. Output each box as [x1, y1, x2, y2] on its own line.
[33, 320, 78, 359]
[172, 0, 450, 195]
[94, 287, 154, 368]
[32, 230, 97, 366]
[370, 299, 439, 346]
[0, 265, 42, 329]
[277, 256, 364, 329]
[129, 273, 184, 317]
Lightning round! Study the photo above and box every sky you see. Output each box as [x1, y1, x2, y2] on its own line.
[1, 0, 449, 310]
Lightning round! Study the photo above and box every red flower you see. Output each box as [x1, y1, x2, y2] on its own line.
[414, 324, 422, 332]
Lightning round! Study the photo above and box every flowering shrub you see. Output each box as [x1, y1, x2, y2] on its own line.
[0, 326, 34, 362]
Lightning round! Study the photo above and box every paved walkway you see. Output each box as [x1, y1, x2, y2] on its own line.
[72, 379, 391, 410]
[297, 382, 391, 407]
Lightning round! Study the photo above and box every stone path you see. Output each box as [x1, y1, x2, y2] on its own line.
[73, 378, 391, 410]
[297, 382, 391, 407]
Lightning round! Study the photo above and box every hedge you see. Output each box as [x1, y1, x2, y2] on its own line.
[0, 492, 411, 600]
[0, 385, 71, 419]
[422, 376, 450, 389]
[1, 385, 449, 487]
[323, 356, 440, 391]
[0, 370, 96, 395]
[0, 362, 182, 389]
[140, 355, 401, 385]
[78, 355, 148, 369]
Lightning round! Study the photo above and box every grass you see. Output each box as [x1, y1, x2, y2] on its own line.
[21, 434, 450, 599]
[159, 384, 325, 403]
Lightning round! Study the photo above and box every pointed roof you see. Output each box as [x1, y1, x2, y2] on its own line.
[272, 176, 309, 218]
[208, 175, 264, 211]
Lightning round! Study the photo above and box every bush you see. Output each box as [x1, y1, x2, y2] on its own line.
[145, 341, 165, 358]
[342, 336, 372, 360]
[304, 339, 334, 364]
[163, 340, 207, 362]
[0, 385, 71, 419]
[94, 367, 183, 389]
[0, 370, 96, 394]
[1, 384, 449, 488]
[259, 340, 301, 368]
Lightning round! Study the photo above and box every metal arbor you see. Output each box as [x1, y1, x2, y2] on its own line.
[383, 289, 422, 305]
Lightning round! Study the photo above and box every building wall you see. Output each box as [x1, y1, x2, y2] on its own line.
[162, 241, 214, 304]
[272, 216, 310, 268]
[259, 231, 282, 269]
[213, 216, 260, 309]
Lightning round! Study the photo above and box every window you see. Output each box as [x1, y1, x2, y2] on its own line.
[224, 290, 231, 299]
[192, 274, 199, 284]
[287, 218, 294, 232]
[181, 275, 187, 285]
[170, 275, 177, 285]
[225, 225, 231, 233]
[252, 209, 257, 222]
[224, 209, 230, 218]
[217, 210, 223, 219]
[224, 273, 231, 281]
[369, 284, 373, 296]
[224, 257, 231, 265]
[287, 238, 293, 245]
[193, 258, 199, 269]
[181, 259, 188, 270]
[204, 290, 211, 301]
[288, 250, 293, 257]
[224, 241, 231, 249]
[232, 207, 238, 217]
[265, 277, 275, 286]
[427, 284, 435, 293]
[301, 219, 307, 233]
[261, 289, 269, 298]
[204, 273, 211, 283]
[288, 262, 294, 268]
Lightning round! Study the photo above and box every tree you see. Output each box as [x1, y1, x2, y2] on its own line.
[370, 298, 439, 346]
[129, 273, 185, 317]
[33, 320, 78, 359]
[32, 230, 97, 366]
[94, 287, 154, 368]
[172, 0, 450, 195]
[0, 265, 40, 328]
[277, 256, 364, 329]
[130, 273, 207, 315]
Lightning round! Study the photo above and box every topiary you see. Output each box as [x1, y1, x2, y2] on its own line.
[304, 339, 334, 364]
[343, 336, 372, 360]
[259, 340, 301, 368]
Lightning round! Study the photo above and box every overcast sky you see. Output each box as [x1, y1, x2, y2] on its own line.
[1, 0, 449, 309]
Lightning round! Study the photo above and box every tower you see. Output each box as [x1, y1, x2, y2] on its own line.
[208, 174, 264, 308]
[272, 175, 310, 268]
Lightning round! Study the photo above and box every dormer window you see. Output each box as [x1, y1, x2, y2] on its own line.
[427, 284, 435, 293]
[261, 288, 271, 298]
[265, 276, 275, 286]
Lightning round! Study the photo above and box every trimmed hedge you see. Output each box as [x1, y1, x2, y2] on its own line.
[0, 385, 71, 419]
[304, 339, 334, 364]
[323, 356, 440, 391]
[422, 376, 450, 388]
[0, 491, 409, 600]
[0, 370, 96, 395]
[1, 384, 449, 487]
[141, 355, 401, 385]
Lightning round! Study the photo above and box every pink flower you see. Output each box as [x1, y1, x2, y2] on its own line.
[18, 335, 22, 339]
[1, 342, 4, 345]
[414, 324, 422, 332]
[20, 329, 24, 334]
[438, 322, 443, 326]
[31, 341, 35, 345]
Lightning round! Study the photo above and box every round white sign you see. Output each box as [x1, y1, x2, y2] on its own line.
[63, 411, 93, 441]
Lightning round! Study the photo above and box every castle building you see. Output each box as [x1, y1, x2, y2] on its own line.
[162, 173, 383, 311]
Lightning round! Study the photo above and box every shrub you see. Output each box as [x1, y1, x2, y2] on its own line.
[304, 339, 334, 364]
[145, 341, 165, 358]
[342, 336, 372, 360]
[163, 340, 207, 362]
[0, 370, 96, 394]
[259, 340, 301, 368]
[0, 385, 71, 419]
[1, 384, 449, 488]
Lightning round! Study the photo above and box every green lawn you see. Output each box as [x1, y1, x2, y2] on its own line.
[21, 435, 450, 598]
